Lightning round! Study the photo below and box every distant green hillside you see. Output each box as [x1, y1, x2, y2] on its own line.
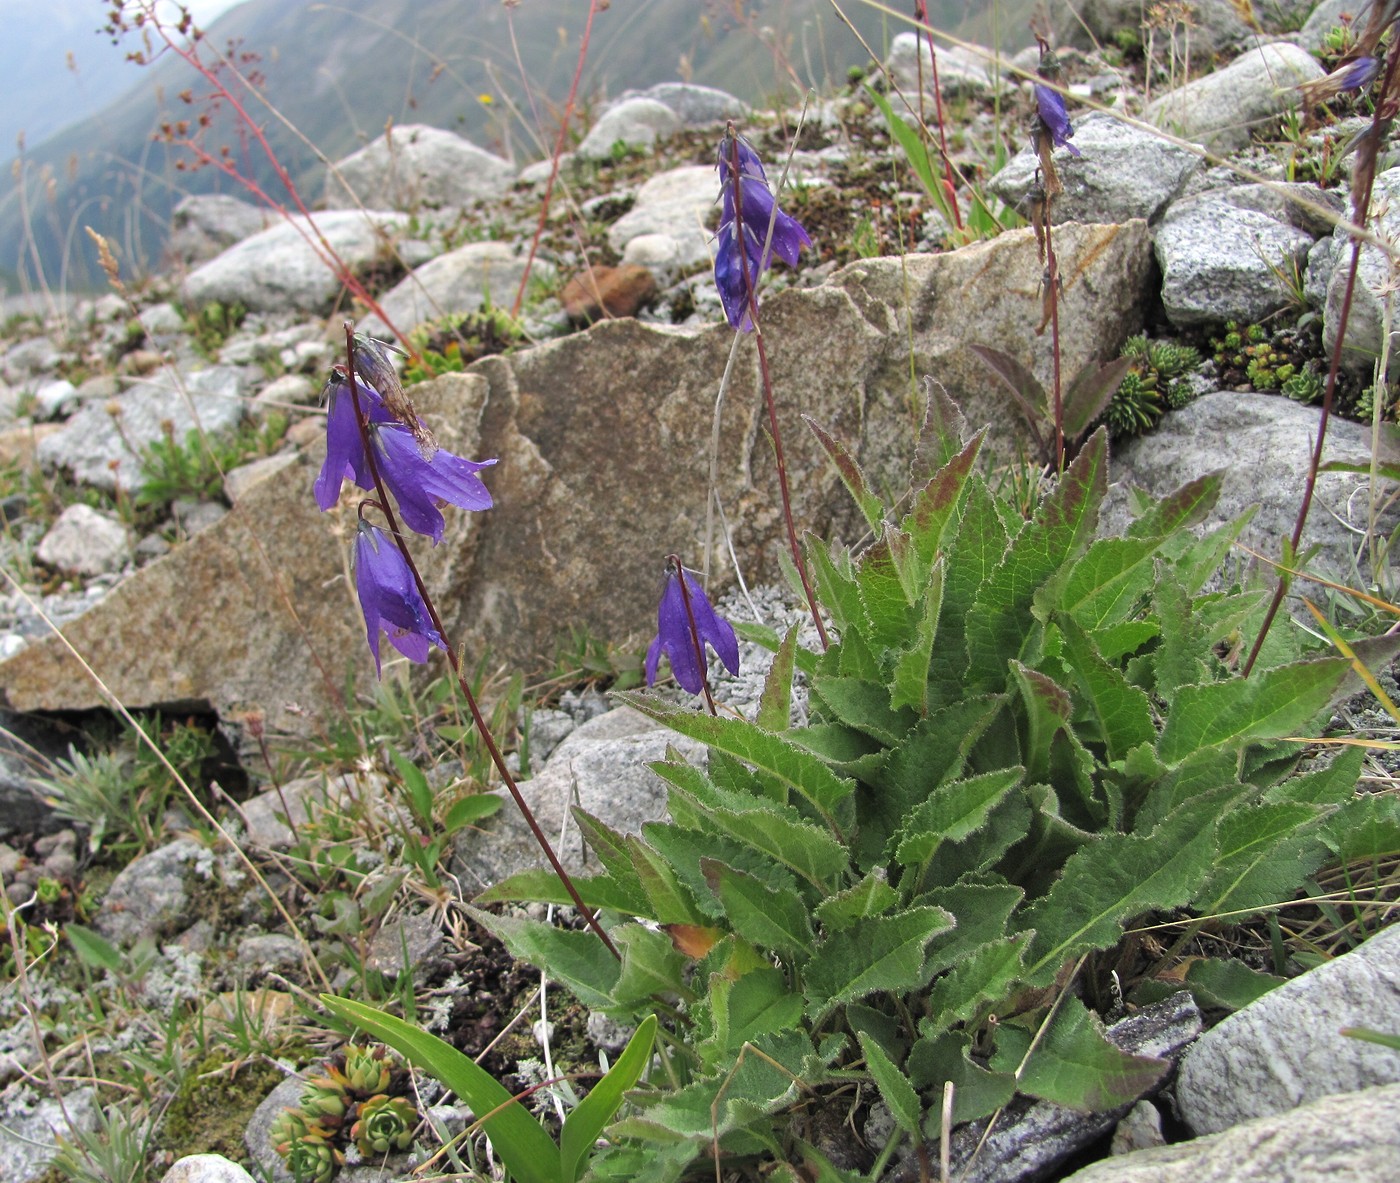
[0, 0, 1032, 294]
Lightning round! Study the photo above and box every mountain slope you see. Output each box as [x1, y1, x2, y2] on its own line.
[0, 0, 1030, 293]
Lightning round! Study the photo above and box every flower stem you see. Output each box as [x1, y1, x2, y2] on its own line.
[728, 134, 830, 650]
[342, 325, 619, 960]
[1045, 209, 1065, 472]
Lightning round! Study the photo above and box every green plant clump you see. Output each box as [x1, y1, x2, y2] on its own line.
[1104, 334, 1202, 438]
[460, 392, 1395, 1180]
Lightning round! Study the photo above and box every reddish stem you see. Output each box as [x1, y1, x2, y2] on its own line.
[728, 135, 830, 650]
[510, 0, 602, 319]
[342, 326, 618, 959]
[1044, 211, 1065, 472]
[914, 1, 963, 230]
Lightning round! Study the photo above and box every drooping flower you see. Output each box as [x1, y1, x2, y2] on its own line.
[353, 522, 447, 675]
[714, 129, 812, 331]
[645, 565, 740, 695]
[1341, 54, 1380, 92]
[1034, 83, 1081, 158]
[369, 423, 496, 544]
[313, 370, 395, 510]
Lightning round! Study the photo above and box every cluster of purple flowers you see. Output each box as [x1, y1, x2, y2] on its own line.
[713, 129, 812, 331]
[315, 341, 496, 675]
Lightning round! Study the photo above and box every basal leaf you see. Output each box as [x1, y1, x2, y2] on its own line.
[812, 675, 916, 746]
[804, 906, 954, 1018]
[894, 766, 1025, 869]
[1048, 535, 1160, 631]
[807, 535, 863, 636]
[1022, 792, 1223, 985]
[918, 881, 1025, 976]
[856, 527, 919, 650]
[1183, 957, 1284, 1011]
[858, 1033, 921, 1135]
[890, 558, 945, 715]
[906, 1030, 1017, 1129]
[1323, 791, 1400, 859]
[1157, 657, 1352, 765]
[924, 933, 1031, 1029]
[911, 375, 970, 479]
[1264, 745, 1365, 806]
[1011, 662, 1071, 781]
[804, 415, 885, 533]
[704, 860, 816, 957]
[1196, 802, 1328, 915]
[610, 924, 691, 1007]
[1056, 617, 1155, 762]
[467, 906, 623, 1010]
[627, 835, 712, 925]
[700, 967, 805, 1066]
[757, 624, 799, 733]
[626, 694, 856, 820]
[814, 872, 899, 932]
[1126, 471, 1224, 539]
[476, 867, 650, 915]
[902, 431, 984, 571]
[1015, 995, 1168, 1111]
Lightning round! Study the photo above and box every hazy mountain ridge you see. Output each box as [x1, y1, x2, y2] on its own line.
[1, 0, 1029, 293]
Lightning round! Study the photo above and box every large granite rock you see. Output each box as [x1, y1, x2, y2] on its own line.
[182, 210, 410, 314]
[1176, 924, 1400, 1135]
[1108, 391, 1399, 585]
[325, 124, 516, 211]
[0, 223, 1151, 726]
[1143, 43, 1324, 153]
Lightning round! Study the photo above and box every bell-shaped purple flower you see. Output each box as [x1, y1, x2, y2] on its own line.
[313, 372, 396, 510]
[645, 566, 740, 695]
[1341, 55, 1379, 92]
[715, 132, 812, 332]
[1034, 83, 1082, 158]
[353, 521, 446, 676]
[369, 423, 497, 544]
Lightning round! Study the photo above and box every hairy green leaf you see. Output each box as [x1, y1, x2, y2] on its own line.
[1013, 996, 1168, 1111]
[805, 906, 954, 1017]
[858, 1033, 921, 1135]
[805, 415, 885, 533]
[704, 860, 816, 957]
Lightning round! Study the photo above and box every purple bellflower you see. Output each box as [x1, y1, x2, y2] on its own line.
[715, 130, 812, 331]
[1341, 55, 1380, 92]
[1034, 83, 1081, 158]
[645, 566, 740, 696]
[353, 521, 446, 676]
[313, 372, 396, 510]
[368, 423, 496, 544]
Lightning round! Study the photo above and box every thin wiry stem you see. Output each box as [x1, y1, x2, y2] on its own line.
[727, 133, 830, 650]
[342, 325, 619, 959]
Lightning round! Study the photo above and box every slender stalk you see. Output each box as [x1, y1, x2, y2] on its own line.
[1044, 210, 1065, 472]
[342, 326, 619, 959]
[510, 0, 602, 319]
[1243, 46, 1400, 674]
[728, 135, 830, 650]
[914, 0, 964, 230]
[669, 555, 719, 716]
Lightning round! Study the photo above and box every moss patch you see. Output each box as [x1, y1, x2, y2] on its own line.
[157, 1053, 284, 1164]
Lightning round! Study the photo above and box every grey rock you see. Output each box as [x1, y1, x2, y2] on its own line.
[327, 124, 516, 212]
[1298, 0, 1358, 53]
[93, 837, 214, 945]
[1323, 165, 1400, 376]
[1177, 923, 1400, 1135]
[139, 301, 186, 337]
[577, 97, 680, 160]
[36, 364, 248, 492]
[629, 82, 747, 125]
[1060, 1082, 1400, 1182]
[243, 1076, 301, 1183]
[1144, 43, 1324, 153]
[1154, 193, 1315, 327]
[991, 111, 1202, 224]
[451, 706, 705, 891]
[36, 504, 130, 576]
[1056, 0, 1258, 57]
[183, 210, 411, 314]
[356, 241, 552, 338]
[254, 375, 317, 411]
[886, 32, 1001, 95]
[33, 378, 78, 420]
[236, 772, 363, 849]
[2, 336, 60, 384]
[622, 232, 684, 278]
[606, 165, 717, 269]
[169, 195, 272, 267]
[0, 711, 71, 841]
[523, 707, 574, 767]
[0, 224, 1150, 719]
[0, 1086, 98, 1183]
[1111, 1100, 1166, 1156]
[1108, 391, 1400, 585]
[235, 933, 305, 978]
[367, 910, 442, 980]
[939, 993, 1202, 1183]
[171, 498, 229, 536]
[1210, 180, 1346, 238]
[224, 453, 298, 504]
[161, 1155, 258, 1183]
